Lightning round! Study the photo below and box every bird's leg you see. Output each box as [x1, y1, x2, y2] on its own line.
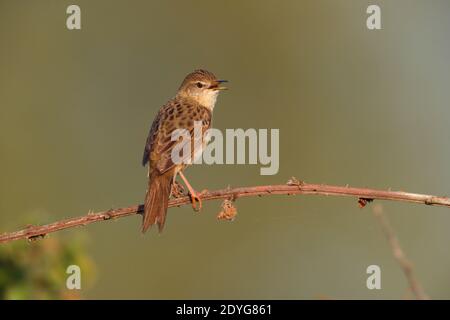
[169, 171, 185, 198]
[179, 171, 202, 211]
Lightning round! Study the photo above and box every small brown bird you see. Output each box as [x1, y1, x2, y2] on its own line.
[141, 69, 227, 233]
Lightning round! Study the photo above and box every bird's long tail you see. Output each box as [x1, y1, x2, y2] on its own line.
[142, 172, 173, 233]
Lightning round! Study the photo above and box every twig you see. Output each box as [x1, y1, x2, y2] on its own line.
[1, 179, 449, 244]
[372, 204, 430, 300]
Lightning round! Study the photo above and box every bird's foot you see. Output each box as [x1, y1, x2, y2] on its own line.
[177, 172, 204, 212]
[171, 181, 186, 198]
[189, 190, 203, 212]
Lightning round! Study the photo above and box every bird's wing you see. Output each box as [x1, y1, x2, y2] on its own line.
[142, 108, 163, 167]
[145, 100, 212, 175]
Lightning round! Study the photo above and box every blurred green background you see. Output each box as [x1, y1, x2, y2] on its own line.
[1, 0, 450, 299]
[0, 234, 95, 299]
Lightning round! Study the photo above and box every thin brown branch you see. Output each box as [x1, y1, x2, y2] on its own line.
[372, 204, 430, 300]
[1, 178, 449, 244]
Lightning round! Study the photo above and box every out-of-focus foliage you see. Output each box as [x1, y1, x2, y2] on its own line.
[0, 236, 95, 300]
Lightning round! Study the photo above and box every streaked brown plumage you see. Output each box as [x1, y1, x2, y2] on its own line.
[142, 69, 227, 233]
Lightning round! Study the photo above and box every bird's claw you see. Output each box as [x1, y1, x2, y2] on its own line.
[190, 192, 202, 212]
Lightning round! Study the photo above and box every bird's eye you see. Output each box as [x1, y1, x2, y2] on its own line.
[196, 82, 203, 88]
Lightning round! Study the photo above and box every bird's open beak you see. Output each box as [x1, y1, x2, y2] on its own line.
[211, 80, 228, 90]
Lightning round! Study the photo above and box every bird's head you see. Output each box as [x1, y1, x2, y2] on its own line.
[177, 69, 227, 110]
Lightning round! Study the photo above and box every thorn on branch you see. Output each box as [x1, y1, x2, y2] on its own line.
[27, 234, 46, 242]
[424, 197, 439, 206]
[23, 225, 47, 242]
[358, 198, 374, 208]
[287, 176, 304, 188]
[103, 209, 114, 220]
[217, 199, 237, 221]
